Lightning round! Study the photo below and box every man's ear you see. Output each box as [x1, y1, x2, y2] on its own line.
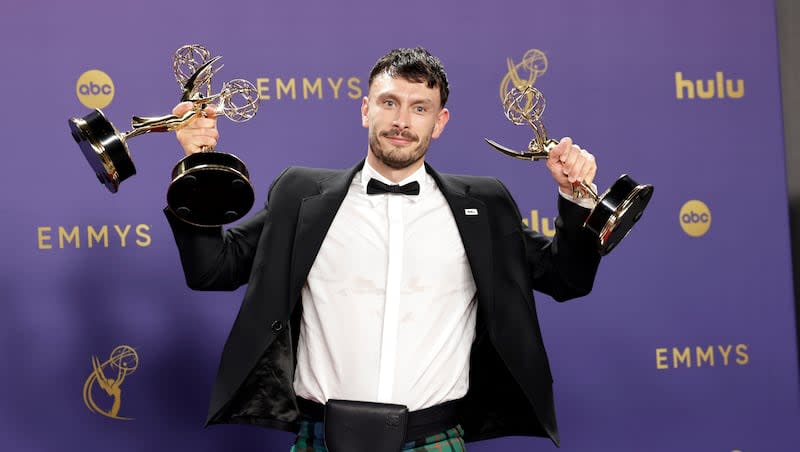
[361, 97, 369, 129]
[432, 108, 450, 139]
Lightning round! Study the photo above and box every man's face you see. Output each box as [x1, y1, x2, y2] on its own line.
[361, 73, 449, 171]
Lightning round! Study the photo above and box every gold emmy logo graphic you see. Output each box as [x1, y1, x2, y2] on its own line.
[679, 199, 711, 237]
[76, 69, 115, 109]
[499, 49, 548, 105]
[82, 345, 139, 420]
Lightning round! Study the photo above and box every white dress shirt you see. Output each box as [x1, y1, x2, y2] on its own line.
[293, 161, 478, 411]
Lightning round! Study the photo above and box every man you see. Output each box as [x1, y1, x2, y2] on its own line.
[167, 47, 601, 451]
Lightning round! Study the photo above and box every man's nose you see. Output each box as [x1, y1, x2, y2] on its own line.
[392, 108, 410, 129]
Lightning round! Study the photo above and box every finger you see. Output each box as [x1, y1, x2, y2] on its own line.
[197, 128, 219, 142]
[567, 151, 588, 184]
[203, 105, 218, 119]
[572, 151, 597, 187]
[181, 124, 218, 142]
[584, 152, 597, 185]
[549, 136, 572, 163]
[195, 135, 218, 148]
[571, 147, 597, 184]
[560, 144, 581, 177]
[178, 127, 219, 144]
[184, 136, 218, 154]
[184, 143, 204, 155]
[188, 117, 218, 130]
[172, 101, 194, 116]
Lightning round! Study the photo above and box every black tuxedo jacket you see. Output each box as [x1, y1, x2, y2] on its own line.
[165, 160, 601, 446]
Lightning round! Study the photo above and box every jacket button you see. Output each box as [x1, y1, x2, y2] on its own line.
[271, 321, 283, 332]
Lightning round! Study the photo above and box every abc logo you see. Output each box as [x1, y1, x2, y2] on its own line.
[75, 69, 114, 109]
[679, 199, 711, 237]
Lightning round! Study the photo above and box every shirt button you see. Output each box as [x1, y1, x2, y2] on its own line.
[271, 320, 283, 332]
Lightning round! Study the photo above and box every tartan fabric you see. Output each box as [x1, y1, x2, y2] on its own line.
[290, 420, 466, 452]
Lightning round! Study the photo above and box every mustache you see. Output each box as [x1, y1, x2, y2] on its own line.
[380, 128, 418, 141]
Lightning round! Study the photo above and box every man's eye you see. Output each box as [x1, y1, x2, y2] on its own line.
[384, 100, 395, 107]
[415, 106, 426, 113]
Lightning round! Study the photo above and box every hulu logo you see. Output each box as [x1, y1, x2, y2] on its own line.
[522, 210, 556, 237]
[675, 72, 744, 99]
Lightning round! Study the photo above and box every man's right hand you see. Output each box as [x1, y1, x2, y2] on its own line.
[172, 102, 219, 156]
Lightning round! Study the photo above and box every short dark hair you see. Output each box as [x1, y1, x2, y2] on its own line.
[368, 47, 450, 107]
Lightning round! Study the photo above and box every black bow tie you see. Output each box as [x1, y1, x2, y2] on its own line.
[366, 178, 420, 196]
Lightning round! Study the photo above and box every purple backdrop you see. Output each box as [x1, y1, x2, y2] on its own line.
[1, 0, 797, 450]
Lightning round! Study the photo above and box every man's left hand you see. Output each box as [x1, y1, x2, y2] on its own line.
[545, 137, 597, 196]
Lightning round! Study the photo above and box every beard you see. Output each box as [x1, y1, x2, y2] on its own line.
[368, 127, 431, 170]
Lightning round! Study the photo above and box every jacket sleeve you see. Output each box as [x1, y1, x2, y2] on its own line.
[164, 167, 289, 291]
[495, 179, 602, 302]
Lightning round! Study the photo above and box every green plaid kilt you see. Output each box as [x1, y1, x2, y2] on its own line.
[290, 420, 466, 452]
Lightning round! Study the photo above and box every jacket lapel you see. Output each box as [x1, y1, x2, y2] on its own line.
[288, 161, 364, 310]
[426, 163, 494, 311]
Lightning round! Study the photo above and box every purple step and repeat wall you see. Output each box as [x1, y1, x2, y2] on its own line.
[1, 0, 798, 450]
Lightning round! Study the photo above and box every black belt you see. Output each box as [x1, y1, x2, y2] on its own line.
[297, 397, 462, 442]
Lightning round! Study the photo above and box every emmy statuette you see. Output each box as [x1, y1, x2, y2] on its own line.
[69, 44, 260, 226]
[485, 85, 653, 255]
